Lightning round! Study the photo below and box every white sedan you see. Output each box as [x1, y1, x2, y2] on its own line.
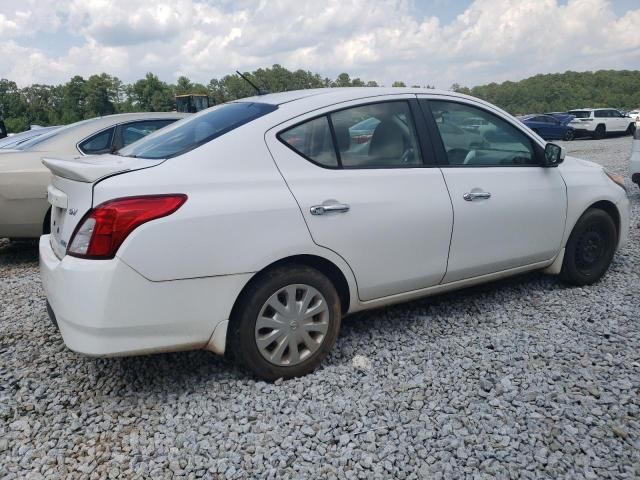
[39, 88, 630, 380]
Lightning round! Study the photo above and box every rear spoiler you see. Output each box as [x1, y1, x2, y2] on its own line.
[42, 155, 164, 183]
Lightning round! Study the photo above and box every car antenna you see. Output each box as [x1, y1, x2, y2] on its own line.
[236, 70, 269, 96]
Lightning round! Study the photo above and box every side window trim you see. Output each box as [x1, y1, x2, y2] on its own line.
[325, 114, 343, 168]
[277, 114, 341, 170]
[418, 97, 544, 168]
[277, 99, 434, 170]
[76, 126, 116, 155]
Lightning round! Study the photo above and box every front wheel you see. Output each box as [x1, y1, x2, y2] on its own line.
[563, 129, 575, 141]
[627, 123, 636, 135]
[228, 265, 342, 381]
[560, 209, 617, 286]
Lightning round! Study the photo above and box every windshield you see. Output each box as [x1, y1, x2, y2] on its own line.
[568, 110, 591, 119]
[118, 102, 278, 159]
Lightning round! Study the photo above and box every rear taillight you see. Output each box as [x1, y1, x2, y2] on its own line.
[67, 194, 187, 259]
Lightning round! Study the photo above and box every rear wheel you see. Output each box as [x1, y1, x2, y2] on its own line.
[560, 209, 617, 286]
[43, 208, 51, 235]
[229, 265, 342, 380]
[593, 124, 606, 139]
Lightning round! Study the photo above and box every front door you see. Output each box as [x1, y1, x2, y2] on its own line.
[420, 98, 567, 283]
[266, 97, 453, 301]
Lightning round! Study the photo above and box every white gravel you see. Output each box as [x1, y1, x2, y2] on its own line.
[1, 135, 639, 479]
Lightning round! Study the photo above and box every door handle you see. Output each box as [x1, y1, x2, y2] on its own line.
[463, 191, 491, 201]
[310, 203, 350, 215]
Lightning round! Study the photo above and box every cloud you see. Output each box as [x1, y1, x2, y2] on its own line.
[0, 0, 639, 88]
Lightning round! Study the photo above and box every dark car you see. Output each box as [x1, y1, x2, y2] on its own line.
[518, 114, 575, 141]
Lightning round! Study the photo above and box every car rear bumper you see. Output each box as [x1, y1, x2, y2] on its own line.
[39, 235, 251, 357]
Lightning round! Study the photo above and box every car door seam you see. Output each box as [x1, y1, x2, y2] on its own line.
[261, 131, 362, 300]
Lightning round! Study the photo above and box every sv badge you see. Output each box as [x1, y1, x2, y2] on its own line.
[68, 208, 78, 216]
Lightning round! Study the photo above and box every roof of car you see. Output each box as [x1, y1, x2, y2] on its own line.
[235, 87, 460, 106]
[16, 112, 188, 152]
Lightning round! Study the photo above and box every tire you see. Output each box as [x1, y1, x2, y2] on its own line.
[593, 124, 606, 139]
[563, 129, 575, 141]
[560, 208, 617, 286]
[627, 123, 636, 135]
[228, 264, 342, 381]
[43, 208, 51, 235]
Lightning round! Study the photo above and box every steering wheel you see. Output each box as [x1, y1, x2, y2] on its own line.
[463, 149, 477, 165]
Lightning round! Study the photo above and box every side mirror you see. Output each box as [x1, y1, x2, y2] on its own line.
[543, 143, 565, 167]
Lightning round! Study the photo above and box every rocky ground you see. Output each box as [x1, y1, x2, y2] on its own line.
[1, 135, 638, 479]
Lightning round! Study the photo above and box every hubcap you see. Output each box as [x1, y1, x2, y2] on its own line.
[575, 225, 605, 270]
[255, 284, 330, 366]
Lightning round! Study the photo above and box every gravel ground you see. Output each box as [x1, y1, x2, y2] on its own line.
[1, 136, 639, 479]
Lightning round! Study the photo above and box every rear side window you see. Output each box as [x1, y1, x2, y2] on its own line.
[118, 102, 277, 159]
[120, 119, 175, 148]
[279, 116, 338, 167]
[78, 127, 115, 155]
[568, 111, 591, 119]
[279, 100, 423, 169]
[330, 102, 422, 167]
[594, 110, 606, 118]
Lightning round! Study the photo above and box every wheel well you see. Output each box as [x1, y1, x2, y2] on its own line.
[224, 255, 352, 359]
[43, 208, 51, 235]
[243, 255, 351, 314]
[588, 200, 620, 240]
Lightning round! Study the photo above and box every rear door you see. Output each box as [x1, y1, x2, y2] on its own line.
[265, 97, 453, 301]
[419, 97, 566, 283]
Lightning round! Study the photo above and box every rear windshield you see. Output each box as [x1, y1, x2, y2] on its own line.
[567, 110, 591, 118]
[118, 102, 278, 159]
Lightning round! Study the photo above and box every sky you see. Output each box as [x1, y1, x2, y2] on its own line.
[1, 0, 639, 89]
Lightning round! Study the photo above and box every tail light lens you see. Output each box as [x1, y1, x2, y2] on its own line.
[67, 194, 187, 259]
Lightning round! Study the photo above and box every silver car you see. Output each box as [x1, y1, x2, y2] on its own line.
[0, 112, 186, 239]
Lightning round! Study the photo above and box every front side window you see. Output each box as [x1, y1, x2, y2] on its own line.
[78, 127, 115, 155]
[428, 100, 537, 166]
[118, 102, 277, 159]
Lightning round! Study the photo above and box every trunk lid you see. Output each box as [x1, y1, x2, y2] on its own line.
[43, 154, 164, 259]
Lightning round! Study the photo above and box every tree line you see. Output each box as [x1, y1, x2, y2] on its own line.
[1, 65, 638, 132]
[0, 65, 424, 133]
[452, 70, 640, 115]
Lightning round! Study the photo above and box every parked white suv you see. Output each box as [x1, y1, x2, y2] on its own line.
[567, 108, 636, 139]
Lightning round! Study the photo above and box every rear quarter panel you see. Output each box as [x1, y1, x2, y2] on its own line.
[93, 124, 358, 300]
